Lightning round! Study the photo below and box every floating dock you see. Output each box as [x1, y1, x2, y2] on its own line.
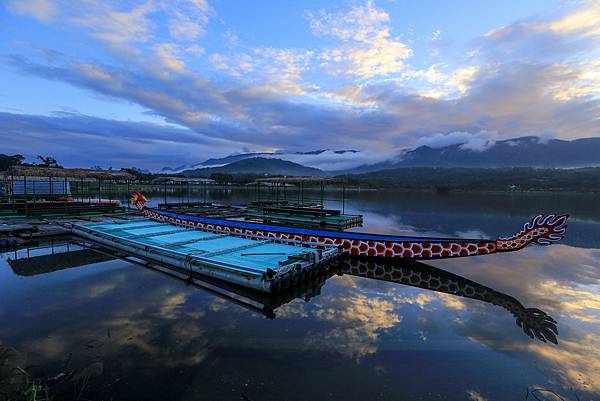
[157, 202, 246, 219]
[71, 219, 339, 292]
[0, 201, 125, 217]
[245, 205, 363, 230]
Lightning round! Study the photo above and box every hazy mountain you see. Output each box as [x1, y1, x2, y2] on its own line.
[198, 152, 276, 167]
[160, 149, 358, 172]
[341, 137, 600, 173]
[163, 137, 600, 175]
[182, 157, 323, 177]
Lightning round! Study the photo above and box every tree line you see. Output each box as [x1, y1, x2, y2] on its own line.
[342, 167, 600, 192]
[0, 154, 62, 171]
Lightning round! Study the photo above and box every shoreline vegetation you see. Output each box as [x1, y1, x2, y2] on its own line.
[339, 167, 600, 193]
[2, 154, 600, 193]
[87, 167, 600, 193]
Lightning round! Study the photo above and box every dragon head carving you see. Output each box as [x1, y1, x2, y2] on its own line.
[130, 191, 148, 210]
[497, 214, 569, 252]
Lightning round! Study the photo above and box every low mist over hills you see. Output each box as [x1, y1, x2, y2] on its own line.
[164, 136, 600, 176]
[342, 137, 600, 173]
[182, 157, 323, 177]
[161, 149, 358, 173]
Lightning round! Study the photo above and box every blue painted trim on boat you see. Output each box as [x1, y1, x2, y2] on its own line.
[147, 207, 491, 243]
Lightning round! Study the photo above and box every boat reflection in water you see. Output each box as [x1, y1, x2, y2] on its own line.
[8, 239, 559, 344]
[335, 256, 559, 344]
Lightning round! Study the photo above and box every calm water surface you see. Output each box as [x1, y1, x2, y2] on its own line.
[1, 191, 599, 401]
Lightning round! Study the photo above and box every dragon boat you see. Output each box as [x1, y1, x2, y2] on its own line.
[130, 192, 568, 260]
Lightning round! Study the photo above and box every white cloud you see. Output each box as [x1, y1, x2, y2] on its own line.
[209, 47, 315, 95]
[168, 11, 204, 40]
[414, 131, 497, 152]
[4, 0, 600, 165]
[166, 0, 212, 41]
[154, 43, 187, 74]
[69, 1, 156, 44]
[306, 294, 402, 359]
[448, 65, 479, 94]
[544, 0, 600, 37]
[307, 1, 412, 79]
[258, 149, 397, 171]
[480, 1, 600, 62]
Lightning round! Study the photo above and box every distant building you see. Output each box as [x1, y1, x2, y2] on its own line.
[9, 178, 71, 196]
[1, 166, 136, 197]
[5, 166, 135, 180]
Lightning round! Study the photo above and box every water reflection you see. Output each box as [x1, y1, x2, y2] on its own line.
[7, 241, 559, 344]
[337, 256, 559, 344]
[1, 210, 599, 400]
[5, 240, 337, 320]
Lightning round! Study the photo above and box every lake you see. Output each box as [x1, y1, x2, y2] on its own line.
[1, 190, 599, 401]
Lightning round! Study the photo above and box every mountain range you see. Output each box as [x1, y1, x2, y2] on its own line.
[161, 149, 358, 173]
[182, 157, 323, 177]
[342, 136, 600, 173]
[161, 136, 600, 176]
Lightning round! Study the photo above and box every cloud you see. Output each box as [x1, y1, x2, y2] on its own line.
[167, 0, 213, 41]
[480, 0, 600, 61]
[5, 0, 57, 22]
[0, 111, 242, 169]
[69, 1, 156, 44]
[3, 0, 600, 167]
[414, 131, 496, 151]
[153, 43, 187, 73]
[6, 0, 213, 44]
[209, 47, 315, 95]
[537, 279, 600, 323]
[270, 149, 397, 171]
[7, 49, 600, 167]
[546, 1, 600, 36]
[526, 334, 600, 394]
[306, 1, 412, 79]
[305, 293, 402, 359]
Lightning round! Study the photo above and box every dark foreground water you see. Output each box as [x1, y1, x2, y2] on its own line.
[1, 191, 599, 401]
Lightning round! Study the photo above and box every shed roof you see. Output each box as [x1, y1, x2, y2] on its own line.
[7, 166, 136, 180]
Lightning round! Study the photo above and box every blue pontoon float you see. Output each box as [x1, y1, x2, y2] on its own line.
[71, 219, 339, 292]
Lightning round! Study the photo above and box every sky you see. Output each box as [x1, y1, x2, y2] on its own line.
[0, 0, 599, 170]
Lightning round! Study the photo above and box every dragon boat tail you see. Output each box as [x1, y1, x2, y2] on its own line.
[130, 192, 568, 260]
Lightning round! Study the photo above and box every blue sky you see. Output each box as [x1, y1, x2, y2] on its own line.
[1, 0, 599, 169]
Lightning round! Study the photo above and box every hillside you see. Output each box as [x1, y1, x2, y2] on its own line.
[161, 149, 360, 172]
[341, 137, 600, 173]
[343, 167, 600, 192]
[182, 157, 324, 177]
